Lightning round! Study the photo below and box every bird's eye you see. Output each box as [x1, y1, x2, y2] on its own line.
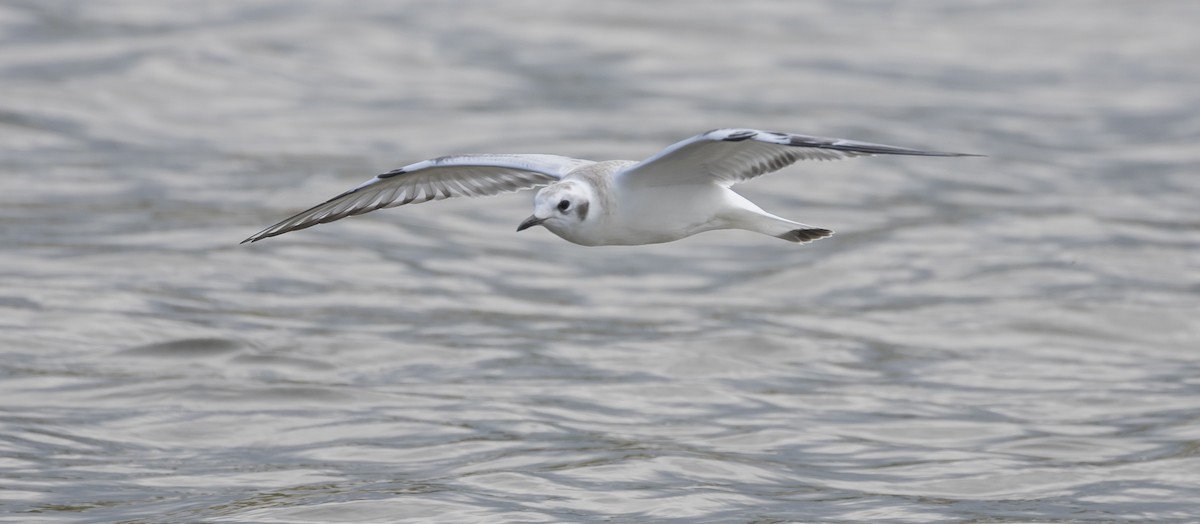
[557, 199, 570, 212]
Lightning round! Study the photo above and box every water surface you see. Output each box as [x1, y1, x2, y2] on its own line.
[2, 1, 1199, 522]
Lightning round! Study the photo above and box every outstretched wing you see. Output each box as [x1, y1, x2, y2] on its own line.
[617, 128, 980, 187]
[242, 154, 593, 243]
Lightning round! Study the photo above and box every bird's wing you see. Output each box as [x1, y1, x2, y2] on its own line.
[617, 128, 980, 187]
[242, 154, 593, 243]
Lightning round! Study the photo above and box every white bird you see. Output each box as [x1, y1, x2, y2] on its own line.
[242, 128, 979, 246]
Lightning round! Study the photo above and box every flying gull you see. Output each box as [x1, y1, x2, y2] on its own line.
[242, 128, 979, 246]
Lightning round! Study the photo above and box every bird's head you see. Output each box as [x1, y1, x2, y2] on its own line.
[517, 181, 592, 236]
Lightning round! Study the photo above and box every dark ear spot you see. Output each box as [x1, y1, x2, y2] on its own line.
[575, 200, 589, 221]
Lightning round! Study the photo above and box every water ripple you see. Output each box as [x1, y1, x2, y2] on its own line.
[2, 0, 1199, 522]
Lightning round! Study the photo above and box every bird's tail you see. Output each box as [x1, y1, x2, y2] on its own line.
[727, 208, 833, 244]
[775, 226, 834, 243]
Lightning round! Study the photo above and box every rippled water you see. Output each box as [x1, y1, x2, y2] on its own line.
[3, 1, 1199, 522]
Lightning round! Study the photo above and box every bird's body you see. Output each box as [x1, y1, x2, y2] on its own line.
[243, 129, 979, 246]
[545, 160, 739, 246]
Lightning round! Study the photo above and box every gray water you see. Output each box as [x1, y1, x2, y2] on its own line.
[2, 1, 1199, 522]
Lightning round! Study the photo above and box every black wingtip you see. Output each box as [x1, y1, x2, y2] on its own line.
[240, 230, 274, 244]
[831, 144, 985, 157]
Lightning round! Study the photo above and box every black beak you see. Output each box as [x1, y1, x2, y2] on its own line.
[516, 215, 545, 232]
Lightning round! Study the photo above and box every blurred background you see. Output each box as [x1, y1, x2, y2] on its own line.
[1, 1, 1198, 522]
